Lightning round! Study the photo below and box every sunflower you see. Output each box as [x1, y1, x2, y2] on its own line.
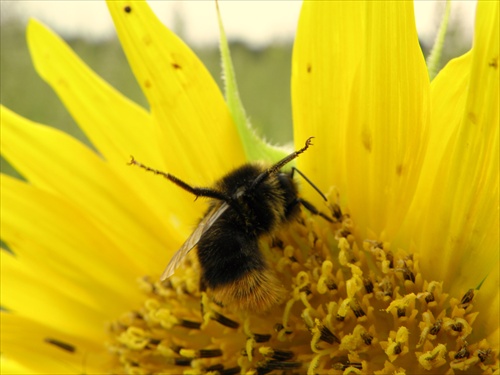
[1, 1, 498, 374]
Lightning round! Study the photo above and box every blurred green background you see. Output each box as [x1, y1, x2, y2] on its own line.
[1, 10, 471, 178]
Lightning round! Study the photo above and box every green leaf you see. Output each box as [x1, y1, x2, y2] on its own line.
[216, 1, 289, 163]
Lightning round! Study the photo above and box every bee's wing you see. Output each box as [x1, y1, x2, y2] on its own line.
[160, 202, 230, 281]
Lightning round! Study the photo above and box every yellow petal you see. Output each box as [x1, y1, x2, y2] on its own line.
[293, 2, 430, 241]
[1, 356, 35, 375]
[26, 19, 207, 232]
[1, 252, 108, 343]
[0, 111, 187, 277]
[106, 0, 245, 182]
[27, 19, 160, 167]
[413, 0, 499, 297]
[292, 1, 363, 203]
[1, 313, 107, 374]
[1, 175, 143, 314]
[477, 266, 500, 347]
[399, 52, 472, 249]
[346, 2, 429, 241]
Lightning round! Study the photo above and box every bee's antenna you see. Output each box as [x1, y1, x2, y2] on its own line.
[128, 157, 230, 202]
[250, 137, 314, 190]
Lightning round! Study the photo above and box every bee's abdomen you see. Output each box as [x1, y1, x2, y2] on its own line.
[197, 224, 265, 289]
[211, 267, 286, 312]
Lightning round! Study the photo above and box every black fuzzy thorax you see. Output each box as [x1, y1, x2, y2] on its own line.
[197, 163, 300, 289]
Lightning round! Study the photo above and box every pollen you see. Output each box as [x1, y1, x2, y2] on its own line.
[107, 209, 498, 374]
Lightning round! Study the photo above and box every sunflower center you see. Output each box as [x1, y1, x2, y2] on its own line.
[107, 209, 497, 374]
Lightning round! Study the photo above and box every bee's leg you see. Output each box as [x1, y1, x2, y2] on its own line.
[128, 157, 230, 202]
[291, 167, 343, 221]
[291, 167, 328, 201]
[297, 198, 335, 223]
[250, 137, 315, 191]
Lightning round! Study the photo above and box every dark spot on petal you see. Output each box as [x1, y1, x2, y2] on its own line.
[143, 35, 152, 46]
[44, 338, 76, 353]
[396, 164, 403, 176]
[124, 5, 132, 13]
[144, 80, 152, 88]
[489, 56, 498, 69]
[307, 63, 312, 73]
[362, 127, 372, 152]
[468, 111, 478, 124]
[172, 63, 182, 70]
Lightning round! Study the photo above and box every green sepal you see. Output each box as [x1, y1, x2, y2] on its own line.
[216, 1, 289, 164]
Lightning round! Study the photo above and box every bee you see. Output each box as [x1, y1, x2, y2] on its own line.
[129, 137, 331, 311]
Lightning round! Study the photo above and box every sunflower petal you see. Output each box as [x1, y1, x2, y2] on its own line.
[26, 19, 208, 229]
[414, 0, 499, 297]
[1, 251, 108, 342]
[1, 356, 34, 375]
[292, 1, 363, 202]
[0, 110, 188, 275]
[293, 2, 430, 241]
[27, 19, 159, 166]
[1, 313, 106, 374]
[106, 0, 245, 181]
[0, 175, 143, 313]
[345, 2, 429, 240]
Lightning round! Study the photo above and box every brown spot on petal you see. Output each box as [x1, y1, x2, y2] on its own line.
[489, 56, 498, 69]
[396, 164, 403, 176]
[362, 127, 372, 152]
[44, 338, 76, 353]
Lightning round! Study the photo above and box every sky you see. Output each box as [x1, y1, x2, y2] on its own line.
[1, 1, 477, 47]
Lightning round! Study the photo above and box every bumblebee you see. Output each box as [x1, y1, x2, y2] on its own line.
[129, 137, 330, 311]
